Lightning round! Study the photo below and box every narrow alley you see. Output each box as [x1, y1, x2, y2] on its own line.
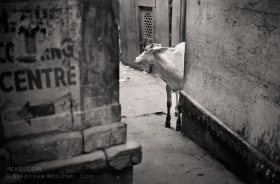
[120, 63, 246, 184]
[0, 1, 279, 183]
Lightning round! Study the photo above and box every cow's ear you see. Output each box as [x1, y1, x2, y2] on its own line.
[152, 47, 168, 53]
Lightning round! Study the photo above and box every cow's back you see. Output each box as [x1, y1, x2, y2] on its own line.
[172, 42, 185, 73]
[153, 42, 185, 91]
[173, 42, 185, 56]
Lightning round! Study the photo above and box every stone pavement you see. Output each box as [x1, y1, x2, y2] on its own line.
[120, 63, 247, 184]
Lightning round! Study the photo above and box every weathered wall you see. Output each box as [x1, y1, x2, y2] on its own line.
[119, 0, 171, 72]
[0, 0, 141, 179]
[183, 0, 280, 165]
[0, 0, 83, 139]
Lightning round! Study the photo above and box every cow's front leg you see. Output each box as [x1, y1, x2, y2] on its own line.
[165, 85, 172, 128]
[174, 91, 179, 117]
[176, 100, 182, 131]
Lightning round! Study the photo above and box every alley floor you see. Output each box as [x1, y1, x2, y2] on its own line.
[119, 63, 246, 184]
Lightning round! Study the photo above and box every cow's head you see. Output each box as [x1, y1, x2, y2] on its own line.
[135, 43, 161, 65]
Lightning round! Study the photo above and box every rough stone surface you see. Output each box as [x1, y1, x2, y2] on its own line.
[79, 0, 120, 120]
[83, 125, 111, 153]
[0, 148, 9, 177]
[0, 0, 120, 150]
[105, 140, 142, 170]
[2, 112, 73, 139]
[84, 103, 121, 127]
[110, 104, 121, 122]
[110, 122, 127, 146]
[30, 150, 106, 174]
[83, 122, 127, 153]
[183, 0, 280, 164]
[0, 0, 122, 182]
[4, 132, 83, 165]
[0, 178, 22, 184]
[0, 0, 82, 140]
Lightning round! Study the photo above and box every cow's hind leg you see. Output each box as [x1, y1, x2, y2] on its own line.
[165, 85, 172, 128]
[176, 100, 182, 131]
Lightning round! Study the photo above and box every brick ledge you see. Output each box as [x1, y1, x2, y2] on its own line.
[1, 140, 141, 183]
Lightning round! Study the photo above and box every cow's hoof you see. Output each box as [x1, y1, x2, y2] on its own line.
[176, 125, 181, 131]
[174, 112, 178, 117]
[165, 123, 171, 128]
[165, 115, 171, 128]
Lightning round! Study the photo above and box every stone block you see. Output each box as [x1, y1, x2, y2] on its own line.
[0, 123, 3, 143]
[2, 110, 74, 139]
[83, 96, 109, 109]
[110, 103, 121, 122]
[72, 111, 83, 128]
[110, 122, 126, 146]
[89, 107, 108, 126]
[105, 140, 142, 170]
[84, 106, 109, 127]
[83, 125, 111, 153]
[107, 89, 119, 106]
[0, 177, 22, 184]
[87, 167, 133, 184]
[84, 103, 122, 127]
[5, 132, 83, 165]
[0, 148, 9, 177]
[83, 122, 127, 153]
[30, 150, 106, 174]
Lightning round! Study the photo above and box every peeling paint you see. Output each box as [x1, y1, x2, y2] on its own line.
[0, 0, 81, 138]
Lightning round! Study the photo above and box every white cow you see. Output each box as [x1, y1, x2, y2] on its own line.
[135, 42, 185, 131]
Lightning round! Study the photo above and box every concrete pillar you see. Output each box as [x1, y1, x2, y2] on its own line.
[0, 0, 141, 182]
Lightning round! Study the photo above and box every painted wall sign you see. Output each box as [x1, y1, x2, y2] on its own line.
[0, 1, 81, 138]
[0, 66, 77, 92]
